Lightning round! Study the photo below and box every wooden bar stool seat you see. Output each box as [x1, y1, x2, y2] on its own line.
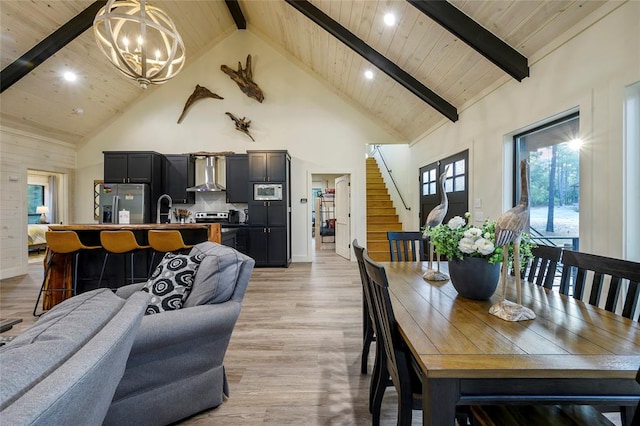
[147, 230, 193, 275]
[99, 231, 150, 287]
[33, 231, 102, 316]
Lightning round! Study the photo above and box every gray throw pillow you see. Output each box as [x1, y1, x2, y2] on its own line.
[183, 242, 242, 308]
[142, 252, 204, 314]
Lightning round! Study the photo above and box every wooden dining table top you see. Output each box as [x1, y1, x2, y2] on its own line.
[381, 261, 640, 381]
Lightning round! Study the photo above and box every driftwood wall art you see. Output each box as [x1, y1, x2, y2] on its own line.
[221, 54, 264, 103]
[177, 84, 224, 124]
[225, 112, 255, 141]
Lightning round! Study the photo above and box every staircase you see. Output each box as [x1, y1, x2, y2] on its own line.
[366, 157, 403, 261]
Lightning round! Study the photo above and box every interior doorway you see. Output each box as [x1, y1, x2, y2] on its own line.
[311, 173, 351, 259]
[27, 169, 66, 262]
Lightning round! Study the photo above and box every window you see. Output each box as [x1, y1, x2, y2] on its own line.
[27, 184, 45, 224]
[514, 112, 580, 250]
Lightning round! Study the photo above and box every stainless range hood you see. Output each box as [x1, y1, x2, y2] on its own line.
[187, 156, 226, 192]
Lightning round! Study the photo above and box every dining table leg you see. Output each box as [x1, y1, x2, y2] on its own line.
[422, 377, 459, 426]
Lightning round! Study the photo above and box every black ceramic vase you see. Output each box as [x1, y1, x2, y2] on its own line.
[448, 257, 501, 300]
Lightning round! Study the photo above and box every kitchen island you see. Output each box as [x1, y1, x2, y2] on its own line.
[40, 223, 222, 311]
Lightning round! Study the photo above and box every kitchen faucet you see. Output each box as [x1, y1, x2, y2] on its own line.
[156, 194, 173, 224]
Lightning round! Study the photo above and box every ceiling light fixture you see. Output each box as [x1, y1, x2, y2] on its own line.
[63, 71, 77, 82]
[93, 0, 185, 89]
[364, 70, 374, 80]
[383, 13, 395, 26]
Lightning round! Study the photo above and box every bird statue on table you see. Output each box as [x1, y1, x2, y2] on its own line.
[489, 159, 536, 321]
[422, 165, 450, 281]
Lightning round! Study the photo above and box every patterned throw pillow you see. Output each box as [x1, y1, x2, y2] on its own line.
[142, 252, 205, 315]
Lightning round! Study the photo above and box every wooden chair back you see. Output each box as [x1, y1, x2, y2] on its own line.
[559, 249, 640, 320]
[352, 239, 376, 375]
[387, 231, 425, 262]
[523, 244, 563, 289]
[363, 251, 421, 425]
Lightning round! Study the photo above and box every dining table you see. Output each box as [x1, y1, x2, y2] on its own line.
[381, 261, 640, 426]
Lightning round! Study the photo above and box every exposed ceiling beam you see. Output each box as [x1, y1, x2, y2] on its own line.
[407, 0, 529, 82]
[0, 1, 106, 93]
[225, 0, 247, 30]
[284, 0, 458, 122]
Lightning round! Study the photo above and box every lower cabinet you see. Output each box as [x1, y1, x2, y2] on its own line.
[221, 229, 237, 249]
[247, 227, 288, 267]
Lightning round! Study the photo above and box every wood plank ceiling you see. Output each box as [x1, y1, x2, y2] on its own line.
[0, 0, 609, 145]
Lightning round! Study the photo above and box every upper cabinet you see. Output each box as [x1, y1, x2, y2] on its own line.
[103, 151, 162, 184]
[163, 155, 195, 204]
[225, 154, 249, 203]
[104, 151, 163, 223]
[248, 150, 289, 182]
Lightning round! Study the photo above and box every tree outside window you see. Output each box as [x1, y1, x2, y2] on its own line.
[515, 113, 580, 250]
[27, 184, 45, 224]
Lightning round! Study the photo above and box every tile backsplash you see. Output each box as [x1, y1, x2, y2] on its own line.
[171, 192, 247, 223]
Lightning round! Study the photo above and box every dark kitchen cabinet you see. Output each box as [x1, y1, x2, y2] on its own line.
[103, 151, 162, 223]
[103, 151, 161, 184]
[163, 154, 195, 204]
[248, 200, 287, 227]
[247, 227, 287, 267]
[248, 150, 288, 182]
[234, 227, 248, 254]
[225, 154, 249, 203]
[246, 150, 290, 267]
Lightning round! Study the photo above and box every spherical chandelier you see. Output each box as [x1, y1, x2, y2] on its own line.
[93, 0, 186, 89]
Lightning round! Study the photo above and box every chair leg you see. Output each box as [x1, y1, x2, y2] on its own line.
[371, 345, 387, 424]
[129, 252, 135, 285]
[361, 305, 374, 374]
[72, 252, 80, 295]
[397, 377, 414, 426]
[98, 252, 109, 287]
[148, 251, 157, 278]
[33, 254, 55, 316]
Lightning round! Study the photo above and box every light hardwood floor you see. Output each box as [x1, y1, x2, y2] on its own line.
[1, 249, 422, 425]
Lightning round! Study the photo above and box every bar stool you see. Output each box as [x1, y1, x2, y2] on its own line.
[99, 230, 150, 287]
[147, 230, 193, 275]
[33, 231, 102, 316]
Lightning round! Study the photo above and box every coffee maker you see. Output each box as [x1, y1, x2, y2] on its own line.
[228, 209, 240, 224]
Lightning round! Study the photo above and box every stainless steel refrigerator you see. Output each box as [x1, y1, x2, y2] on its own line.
[99, 183, 150, 224]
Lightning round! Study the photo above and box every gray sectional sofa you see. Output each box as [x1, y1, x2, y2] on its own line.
[0, 289, 150, 425]
[1, 242, 254, 426]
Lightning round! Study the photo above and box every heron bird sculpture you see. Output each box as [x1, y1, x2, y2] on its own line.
[422, 166, 449, 281]
[489, 160, 536, 321]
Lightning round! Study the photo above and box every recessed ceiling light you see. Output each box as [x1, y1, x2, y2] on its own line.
[63, 71, 77, 82]
[384, 13, 395, 26]
[364, 70, 374, 80]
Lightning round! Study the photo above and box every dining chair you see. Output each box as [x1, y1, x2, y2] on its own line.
[362, 250, 423, 426]
[632, 367, 640, 426]
[352, 239, 376, 376]
[522, 244, 563, 289]
[353, 240, 387, 421]
[558, 249, 640, 424]
[558, 249, 640, 320]
[387, 231, 425, 262]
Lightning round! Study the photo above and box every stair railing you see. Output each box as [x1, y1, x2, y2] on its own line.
[372, 145, 411, 211]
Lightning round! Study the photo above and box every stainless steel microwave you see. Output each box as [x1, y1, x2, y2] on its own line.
[254, 183, 283, 201]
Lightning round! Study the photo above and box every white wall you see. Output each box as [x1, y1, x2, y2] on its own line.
[0, 128, 75, 278]
[385, 1, 640, 259]
[75, 30, 401, 263]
